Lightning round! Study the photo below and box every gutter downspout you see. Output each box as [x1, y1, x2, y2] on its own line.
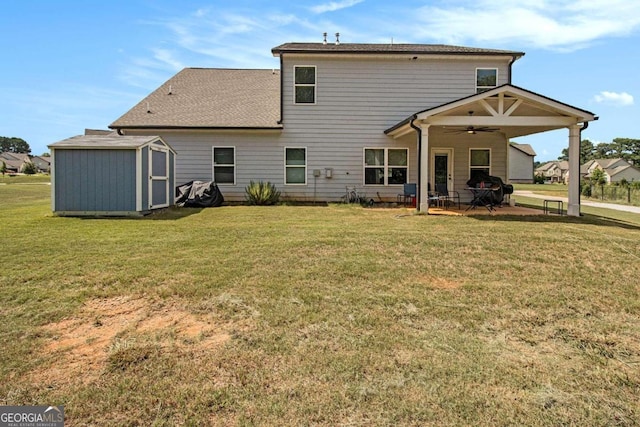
[508, 55, 517, 85]
[277, 55, 284, 125]
[409, 115, 425, 213]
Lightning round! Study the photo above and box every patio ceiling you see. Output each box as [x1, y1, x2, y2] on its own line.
[385, 84, 597, 139]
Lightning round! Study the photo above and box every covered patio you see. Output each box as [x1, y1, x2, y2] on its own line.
[386, 84, 597, 217]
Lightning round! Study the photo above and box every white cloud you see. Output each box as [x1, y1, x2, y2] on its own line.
[411, 0, 640, 51]
[152, 49, 184, 71]
[593, 91, 634, 106]
[311, 0, 364, 14]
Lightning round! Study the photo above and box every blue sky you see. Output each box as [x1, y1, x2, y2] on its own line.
[2, 0, 639, 161]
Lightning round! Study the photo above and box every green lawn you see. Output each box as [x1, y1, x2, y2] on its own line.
[1, 185, 639, 425]
[0, 173, 51, 184]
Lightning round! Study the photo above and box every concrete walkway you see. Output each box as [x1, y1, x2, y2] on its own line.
[513, 190, 640, 214]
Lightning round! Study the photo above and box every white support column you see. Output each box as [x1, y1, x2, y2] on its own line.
[567, 124, 581, 217]
[419, 125, 430, 211]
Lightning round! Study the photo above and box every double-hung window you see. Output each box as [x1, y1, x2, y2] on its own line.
[469, 149, 491, 180]
[285, 147, 306, 185]
[213, 147, 235, 184]
[476, 68, 497, 93]
[294, 66, 316, 104]
[364, 148, 408, 185]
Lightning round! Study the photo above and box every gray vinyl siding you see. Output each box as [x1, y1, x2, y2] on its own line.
[509, 147, 534, 183]
[54, 149, 137, 212]
[123, 55, 512, 202]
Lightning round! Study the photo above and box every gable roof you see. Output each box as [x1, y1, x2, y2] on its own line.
[536, 161, 559, 172]
[510, 142, 536, 157]
[110, 68, 282, 130]
[272, 43, 525, 58]
[386, 84, 597, 139]
[607, 164, 640, 177]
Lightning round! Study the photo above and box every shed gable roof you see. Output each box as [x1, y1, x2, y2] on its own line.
[49, 135, 174, 153]
[110, 68, 281, 130]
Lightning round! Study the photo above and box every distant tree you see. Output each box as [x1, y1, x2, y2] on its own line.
[21, 161, 37, 175]
[0, 136, 31, 153]
[41, 152, 51, 157]
[0, 160, 6, 176]
[590, 168, 607, 186]
[558, 139, 595, 163]
[560, 138, 640, 164]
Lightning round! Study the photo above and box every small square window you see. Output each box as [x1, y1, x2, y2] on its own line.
[476, 69, 497, 93]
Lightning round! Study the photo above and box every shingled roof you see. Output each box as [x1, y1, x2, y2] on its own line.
[272, 43, 524, 58]
[110, 68, 282, 130]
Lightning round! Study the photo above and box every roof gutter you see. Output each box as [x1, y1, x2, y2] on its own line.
[408, 115, 426, 213]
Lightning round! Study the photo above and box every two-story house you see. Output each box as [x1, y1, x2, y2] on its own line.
[535, 160, 569, 183]
[581, 158, 640, 183]
[109, 39, 596, 215]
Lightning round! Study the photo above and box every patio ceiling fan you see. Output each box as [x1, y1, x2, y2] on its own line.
[443, 110, 499, 134]
[443, 125, 500, 135]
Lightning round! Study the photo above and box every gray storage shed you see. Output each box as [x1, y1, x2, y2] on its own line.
[49, 134, 176, 216]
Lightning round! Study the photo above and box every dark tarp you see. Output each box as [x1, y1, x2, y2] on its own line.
[175, 181, 224, 208]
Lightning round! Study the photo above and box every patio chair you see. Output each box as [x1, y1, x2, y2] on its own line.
[427, 183, 441, 207]
[435, 183, 461, 209]
[397, 183, 417, 207]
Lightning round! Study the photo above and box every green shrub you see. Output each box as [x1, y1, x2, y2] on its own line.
[245, 180, 281, 205]
[21, 162, 37, 175]
[581, 182, 592, 197]
[533, 174, 545, 184]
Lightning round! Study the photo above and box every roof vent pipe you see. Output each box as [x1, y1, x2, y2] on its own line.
[323, 32, 327, 45]
[335, 32, 340, 45]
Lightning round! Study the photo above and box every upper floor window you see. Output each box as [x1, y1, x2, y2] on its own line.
[476, 68, 497, 93]
[285, 147, 307, 185]
[294, 66, 316, 104]
[364, 148, 408, 185]
[213, 147, 235, 184]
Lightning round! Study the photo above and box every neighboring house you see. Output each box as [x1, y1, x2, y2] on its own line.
[581, 158, 640, 183]
[0, 152, 31, 173]
[108, 39, 596, 215]
[535, 160, 569, 183]
[508, 142, 536, 183]
[31, 156, 51, 173]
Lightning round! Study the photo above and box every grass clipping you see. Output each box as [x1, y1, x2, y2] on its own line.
[38, 296, 230, 385]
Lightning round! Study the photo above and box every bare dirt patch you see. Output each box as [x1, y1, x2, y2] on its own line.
[36, 296, 230, 385]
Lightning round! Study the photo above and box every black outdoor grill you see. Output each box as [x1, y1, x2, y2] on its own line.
[466, 173, 514, 206]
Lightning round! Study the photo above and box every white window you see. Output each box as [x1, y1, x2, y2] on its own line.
[470, 149, 491, 180]
[285, 147, 306, 185]
[476, 68, 497, 93]
[364, 148, 408, 185]
[212, 147, 235, 184]
[294, 66, 316, 104]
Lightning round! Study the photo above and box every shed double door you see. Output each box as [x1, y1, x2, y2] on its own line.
[149, 146, 170, 208]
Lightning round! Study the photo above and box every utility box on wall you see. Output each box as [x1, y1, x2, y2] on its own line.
[48, 134, 176, 217]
